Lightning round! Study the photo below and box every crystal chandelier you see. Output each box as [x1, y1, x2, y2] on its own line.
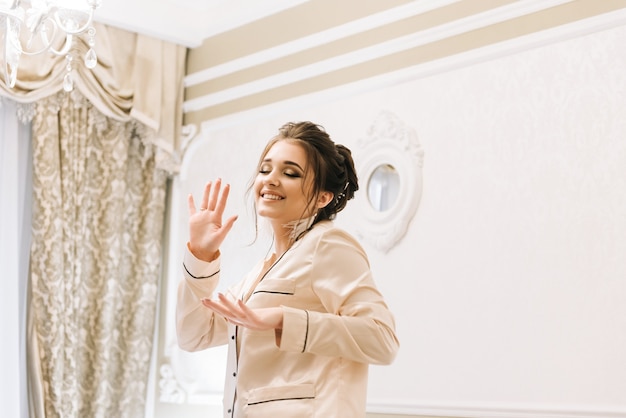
[0, 0, 101, 91]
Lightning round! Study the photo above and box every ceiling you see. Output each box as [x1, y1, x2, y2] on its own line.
[93, 0, 309, 47]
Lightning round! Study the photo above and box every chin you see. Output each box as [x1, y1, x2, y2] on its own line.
[256, 207, 277, 219]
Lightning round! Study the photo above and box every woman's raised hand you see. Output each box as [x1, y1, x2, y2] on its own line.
[187, 178, 238, 262]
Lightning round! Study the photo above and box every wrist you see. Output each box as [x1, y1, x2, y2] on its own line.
[187, 242, 220, 262]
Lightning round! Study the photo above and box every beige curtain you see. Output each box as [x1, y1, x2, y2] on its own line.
[28, 91, 168, 418]
[0, 22, 187, 418]
[1, 22, 186, 173]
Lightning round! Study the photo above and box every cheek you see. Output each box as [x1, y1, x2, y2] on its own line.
[252, 176, 263, 195]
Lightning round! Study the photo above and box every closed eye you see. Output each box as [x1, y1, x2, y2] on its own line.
[259, 158, 305, 178]
[257, 169, 300, 178]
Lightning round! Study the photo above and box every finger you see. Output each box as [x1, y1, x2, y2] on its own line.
[205, 294, 242, 318]
[217, 293, 244, 316]
[207, 178, 221, 211]
[220, 215, 239, 236]
[236, 300, 265, 326]
[236, 299, 253, 314]
[202, 298, 236, 319]
[188, 194, 197, 215]
[200, 181, 212, 211]
[214, 182, 231, 216]
[219, 294, 251, 322]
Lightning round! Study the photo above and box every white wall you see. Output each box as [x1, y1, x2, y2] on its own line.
[153, 22, 626, 418]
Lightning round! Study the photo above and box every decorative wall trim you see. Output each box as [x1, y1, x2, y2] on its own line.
[157, 344, 227, 406]
[198, 7, 626, 134]
[352, 111, 424, 253]
[184, 0, 463, 86]
[177, 123, 199, 166]
[158, 363, 186, 404]
[367, 399, 626, 418]
[183, 0, 574, 112]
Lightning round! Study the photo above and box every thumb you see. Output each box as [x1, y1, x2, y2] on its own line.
[222, 215, 239, 235]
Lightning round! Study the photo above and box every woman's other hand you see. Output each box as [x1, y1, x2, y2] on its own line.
[188, 178, 238, 261]
[201, 293, 284, 331]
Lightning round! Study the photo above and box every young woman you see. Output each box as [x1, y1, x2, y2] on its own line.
[176, 121, 399, 417]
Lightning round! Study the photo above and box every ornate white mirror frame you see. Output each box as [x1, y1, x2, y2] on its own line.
[353, 111, 424, 253]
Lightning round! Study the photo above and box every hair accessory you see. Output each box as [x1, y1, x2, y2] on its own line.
[336, 181, 349, 202]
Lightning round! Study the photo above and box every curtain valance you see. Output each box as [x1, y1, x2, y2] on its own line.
[0, 23, 186, 174]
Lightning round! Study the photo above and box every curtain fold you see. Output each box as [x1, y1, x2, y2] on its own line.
[28, 91, 169, 418]
[0, 22, 187, 174]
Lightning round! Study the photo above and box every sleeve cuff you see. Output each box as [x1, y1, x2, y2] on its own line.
[279, 306, 309, 353]
[183, 246, 221, 280]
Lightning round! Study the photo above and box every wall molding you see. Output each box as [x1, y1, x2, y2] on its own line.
[352, 110, 424, 253]
[183, 0, 574, 112]
[367, 400, 626, 418]
[198, 7, 626, 134]
[184, 0, 462, 87]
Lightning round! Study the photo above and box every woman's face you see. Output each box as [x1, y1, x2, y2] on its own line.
[253, 140, 316, 224]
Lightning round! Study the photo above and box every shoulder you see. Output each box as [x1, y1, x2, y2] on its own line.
[304, 221, 367, 258]
[306, 220, 357, 241]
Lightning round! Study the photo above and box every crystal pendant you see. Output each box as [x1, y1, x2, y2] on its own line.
[6, 61, 19, 89]
[63, 72, 74, 92]
[84, 48, 97, 69]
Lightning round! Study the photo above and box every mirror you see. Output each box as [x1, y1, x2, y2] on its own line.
[367, 164, 400, 212]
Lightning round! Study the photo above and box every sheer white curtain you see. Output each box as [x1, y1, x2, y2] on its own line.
[0, 98, 32, 418]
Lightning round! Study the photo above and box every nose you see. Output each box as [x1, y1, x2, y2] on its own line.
[263, 170, 279, 186]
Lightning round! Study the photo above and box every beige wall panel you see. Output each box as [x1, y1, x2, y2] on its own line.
[183, 0, 626, 126]
[184, 0, 517, 101]
[186, 0, 414, 74]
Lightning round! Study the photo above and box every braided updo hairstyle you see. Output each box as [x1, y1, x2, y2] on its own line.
[256, 121, 359, 227]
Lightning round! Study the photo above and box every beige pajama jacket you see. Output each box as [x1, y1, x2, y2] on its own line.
[176, 220, 399, 418]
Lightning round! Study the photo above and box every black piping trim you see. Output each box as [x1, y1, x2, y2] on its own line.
[183, 262, 219, 279]
[248, 396, 315, 406]
[302, 310, 309, 353]
[252, 290, 294, 296]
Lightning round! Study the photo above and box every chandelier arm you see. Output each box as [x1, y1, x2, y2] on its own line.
[52, 7, 96, 35]
[35, 21, 73, 57]
[46, 34, 74, 57]
[16, 21, 62, 56]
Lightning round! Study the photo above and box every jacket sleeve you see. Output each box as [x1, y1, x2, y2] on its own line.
[176, 247, 230, 351]
[279, 229, 399, 365]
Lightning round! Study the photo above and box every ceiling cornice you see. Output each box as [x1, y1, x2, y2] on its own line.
[183, 0, 574, 113]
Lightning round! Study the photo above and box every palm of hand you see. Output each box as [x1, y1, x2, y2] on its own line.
[188, 179, 238, 261]
[202, 293, 283, 331]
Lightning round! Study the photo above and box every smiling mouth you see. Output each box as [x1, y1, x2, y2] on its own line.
[261, 193, 284, 200]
